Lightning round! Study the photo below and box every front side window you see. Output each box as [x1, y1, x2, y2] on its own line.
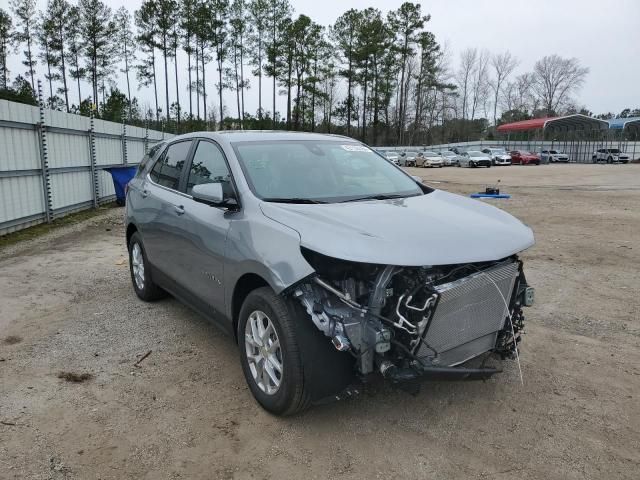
[186, 141, 232, 195]
[149, 141, 192, 190]
[233, 141, 424, 203]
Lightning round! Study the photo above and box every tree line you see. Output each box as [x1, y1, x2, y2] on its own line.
[0, 0, 635, 144]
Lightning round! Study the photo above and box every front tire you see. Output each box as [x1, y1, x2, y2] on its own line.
[128, 232, 167, 301]
[238, 287, 354, 416]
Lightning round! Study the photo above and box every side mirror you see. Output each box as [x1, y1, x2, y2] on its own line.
[192, 183, 225, 206]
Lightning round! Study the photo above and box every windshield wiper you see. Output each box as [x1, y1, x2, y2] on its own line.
[340, 193, 411, 203]
[263, 197, 328, 204]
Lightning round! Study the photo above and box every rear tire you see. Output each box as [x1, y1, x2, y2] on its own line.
[238, 287, 354, 416]
[128, 232, 167, 301]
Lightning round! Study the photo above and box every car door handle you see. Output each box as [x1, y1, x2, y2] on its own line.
[174, 205, 185, 215]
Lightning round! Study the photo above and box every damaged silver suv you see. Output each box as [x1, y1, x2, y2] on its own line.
[125, 131, 535, 415]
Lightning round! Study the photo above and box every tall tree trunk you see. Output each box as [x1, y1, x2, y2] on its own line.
[58, 28, 69, 112]
[234, 43, 241, 127]
[124, 42, 131, 119]
[257, 38, 262, 118]
[151, 49, 159, 123]
[163, 39, 169, 122]
[174, 42, 180, 127]
[27, 27, 35, 92]
[195, 43, 200, 119]
[362, 60, 368, 142]
[75, 51, 81, 106]
[44, 42, 54, 102]
[202, 44, 207, 126]
[187, 38, 193, 119]
[217, 47, 223, 130]
[239, 37, 245, 127]
[271, 21, 276, 127]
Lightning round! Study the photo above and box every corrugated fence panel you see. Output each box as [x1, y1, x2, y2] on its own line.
[127, 140, 145, 164]
[0, 176, 45, 222]
[97, 170, 116, 199]
[47, 131, 90, 168]
[46, 109, 91, 131]
[95, 137, 123, 166]
[93, 118, 123, 136]
[0, 127, 40, 171]
[0, 100, 39, 123]
[49, 171, 93, 210]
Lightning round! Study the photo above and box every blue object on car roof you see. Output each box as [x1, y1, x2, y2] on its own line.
[105, 166, 138, 205]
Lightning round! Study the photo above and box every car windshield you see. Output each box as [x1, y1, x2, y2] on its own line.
[424, 151, 438, 156]
[549, 150, 558, 154]
[519, 151, 532, 155]
[441, 151, 456, 157]
[232, 140, 424, 203]
[607, 149, 621, 153]
[467, 151, 484, 156]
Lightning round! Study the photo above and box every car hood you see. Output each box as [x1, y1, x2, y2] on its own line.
[259, 189, 534, 266]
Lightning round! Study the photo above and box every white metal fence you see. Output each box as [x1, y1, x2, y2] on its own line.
[378, 139, 640, 163]
[0, 97, 168, 236]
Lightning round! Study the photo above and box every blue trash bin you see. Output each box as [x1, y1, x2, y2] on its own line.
[105, 167, 138, 206]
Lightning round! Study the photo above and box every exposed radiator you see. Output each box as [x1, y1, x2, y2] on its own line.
[416, 261, 520, 366]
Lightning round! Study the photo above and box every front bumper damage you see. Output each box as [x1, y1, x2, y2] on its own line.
[291, 254, 534, 385]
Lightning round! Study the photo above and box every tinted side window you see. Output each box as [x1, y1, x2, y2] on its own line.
[150, 141, 192, 190]
[139, 142, 165, 172]
[186, 141, 231, 195]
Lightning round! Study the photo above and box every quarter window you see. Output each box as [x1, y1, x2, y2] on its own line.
[149, 141, 192, 190]
[186, 141, 232, 195]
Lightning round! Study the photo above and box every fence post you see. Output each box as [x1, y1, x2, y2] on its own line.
[89, 110, 99, 208]
[144, 120, 149, 154]
[36, 80, 54, 223]
[121, 113, 128, 165]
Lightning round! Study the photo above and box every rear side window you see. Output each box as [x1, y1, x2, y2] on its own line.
[149, 140, 193, 190]
[186, 141, 231, 195]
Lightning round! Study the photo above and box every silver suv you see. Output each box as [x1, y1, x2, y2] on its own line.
[126, 131, 535, 415]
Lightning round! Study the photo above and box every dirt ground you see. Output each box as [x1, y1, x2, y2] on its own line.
[1, 164, 638, 480]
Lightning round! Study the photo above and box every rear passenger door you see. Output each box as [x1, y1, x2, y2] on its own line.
[142, 140, 194, 282]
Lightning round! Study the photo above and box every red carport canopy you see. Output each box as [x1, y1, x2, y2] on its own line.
[497, 114, 608, 133]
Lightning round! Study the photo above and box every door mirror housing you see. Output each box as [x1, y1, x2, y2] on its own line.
[192, 183, 226, 207]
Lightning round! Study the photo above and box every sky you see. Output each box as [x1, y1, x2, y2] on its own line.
[5, 0, 640, 118]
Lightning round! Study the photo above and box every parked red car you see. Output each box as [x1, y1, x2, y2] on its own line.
[510, 150, 540, 165]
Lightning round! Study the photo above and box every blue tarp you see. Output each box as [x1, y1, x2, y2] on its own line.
[105, 167, 137, 205]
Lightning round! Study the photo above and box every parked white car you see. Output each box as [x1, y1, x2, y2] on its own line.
[379, 151, 400, 166]
[438, 150, 463, 166]
[540, 150, 569, 163]
[416, 151, 444, 168]
[459, 151, 492, 168]
[592, 148, 630, 164]
[398, 151, 418, 167]
[481, 147, 512, 166]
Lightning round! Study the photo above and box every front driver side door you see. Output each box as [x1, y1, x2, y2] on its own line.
[172, 139, 237, 318]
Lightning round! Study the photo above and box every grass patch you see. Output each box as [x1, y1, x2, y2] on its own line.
[57, 371, 94, 383]
[0, 203, 118, 249]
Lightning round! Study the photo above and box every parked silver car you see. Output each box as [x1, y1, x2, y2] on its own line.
[125, 131, 535, 415]
[397, 150, 418, 167]
[415, 151, 444, 168]
[438, 150, 463, 166]
[482, 147, 512, 166]
[459, 150, 493, 168]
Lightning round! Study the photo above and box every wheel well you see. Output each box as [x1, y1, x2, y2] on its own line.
[126, 223, 138, 247]
[232, 273, 269, 341]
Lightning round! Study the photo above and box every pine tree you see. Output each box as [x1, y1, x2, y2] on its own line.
[78, 0, 118, 111]
[248, 0, 268, 119]
[229, 0, 250, 128]
[332, 9, 361, 136]
[156, 0, 178, 123]
[0, 9, 13, 90]
[65, 6, 84, 107]
[179, 0, 197, 119]
[265, 0, 291, 126]
[10, 0, 37, 92]
[114, 7, 136, 120]
[135, 0, 160, 121]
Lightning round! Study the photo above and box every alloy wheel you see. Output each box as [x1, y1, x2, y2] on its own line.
[245, 310, 283, 395]
[131, 243, 145, 291]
